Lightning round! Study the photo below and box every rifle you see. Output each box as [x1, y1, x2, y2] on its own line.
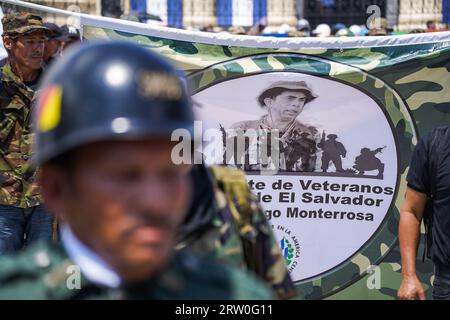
[318, 130, 326, 149]
[219, 124, 227, 140]
[374, 145, 387, 154]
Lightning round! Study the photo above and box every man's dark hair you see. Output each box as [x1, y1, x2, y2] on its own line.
[409, 28, 426, 34]
[101, 0, 123, 18]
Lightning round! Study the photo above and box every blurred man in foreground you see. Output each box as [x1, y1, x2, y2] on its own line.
[0, 41, 272, 299]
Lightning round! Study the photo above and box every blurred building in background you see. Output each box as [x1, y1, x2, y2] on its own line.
[397, 0, 445, 31]
[6, 0, 448, 32]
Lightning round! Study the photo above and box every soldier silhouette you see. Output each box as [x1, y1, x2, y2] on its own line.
[240, 129, 252, 170]
[353, 147, 385, 178]
[220, 125, 239, 167]
[308, 126, 319, 170]
[221, 127, 251, 170]
[220, 124, 228, 165]
[318, 133, 347, 173]
[258, 129, 283, 170]
[285, 131, 317, 171]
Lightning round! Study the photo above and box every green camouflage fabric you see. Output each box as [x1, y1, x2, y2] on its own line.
[1, 12, 50, 37]
[80, 26, 449, 300]
[0, 241, 273, 299]
[0, 63, 42, 208]
[177, 165, 297, 300]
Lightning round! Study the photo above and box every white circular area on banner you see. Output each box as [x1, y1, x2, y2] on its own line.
[193, 72, 397, 282]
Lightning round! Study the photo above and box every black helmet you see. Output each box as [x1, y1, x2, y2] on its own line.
[34, 41, 194, 165]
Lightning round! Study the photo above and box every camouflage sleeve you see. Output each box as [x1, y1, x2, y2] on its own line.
[0, 106, 20, 141]
[243, 194, 298, 299]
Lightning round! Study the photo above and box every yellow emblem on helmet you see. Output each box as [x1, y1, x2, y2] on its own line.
[37, 85, 63, 132]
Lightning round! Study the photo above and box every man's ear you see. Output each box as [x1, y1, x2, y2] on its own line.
[2, 36, 14, 50]
[264, 97, 274, 108]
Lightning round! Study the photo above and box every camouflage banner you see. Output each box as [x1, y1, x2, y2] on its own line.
[2, 0, 450, 300]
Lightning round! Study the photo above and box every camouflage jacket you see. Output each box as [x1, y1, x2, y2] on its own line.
[0, 241, 272, 299]
[177, 165, 298, 299]
[230, 116, 319, 171]
[231, 115, 318, 144]
[0, 63, 42, 208]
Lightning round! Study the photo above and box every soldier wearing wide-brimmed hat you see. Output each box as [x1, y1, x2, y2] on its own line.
[230, 80, 319, 171]
[0, 12, 53, 255]
[1, 12, 51, 82]
[318, 133, 347, 173]
[256, 81, 317, 107]
[2, 12, 51, 37]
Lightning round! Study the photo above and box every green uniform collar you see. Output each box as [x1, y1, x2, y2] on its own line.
[1, 62, 42, 97]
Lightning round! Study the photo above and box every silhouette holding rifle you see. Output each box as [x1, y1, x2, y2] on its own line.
[353, 146, 386, 179]
[318, 132, 347, 173]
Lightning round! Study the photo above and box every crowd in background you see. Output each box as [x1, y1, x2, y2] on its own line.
[197, 17, 448, 37]
[116, 7, 448, 38]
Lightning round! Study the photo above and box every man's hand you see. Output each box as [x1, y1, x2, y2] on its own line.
[398, 275, 426, 300]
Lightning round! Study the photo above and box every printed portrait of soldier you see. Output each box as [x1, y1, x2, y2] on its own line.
[227, 80, 320, 172]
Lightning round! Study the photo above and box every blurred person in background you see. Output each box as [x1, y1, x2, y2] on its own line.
[59, 24, 81, 51]
[247, 17, 267, 36]
[297, 18, 311, 37]
[349, 25, 363, 36]
[426, 20, 439, 32]
[0, 6, 7, 67]
[43, 22, 63, 67]
[0, 12, 53, 255]
[331, 23, 346, 36]
[335, 28, 354, 37]
[368, 17, 390, 36]
[228, 26, 246, 35]
[312, 23, 331, 37]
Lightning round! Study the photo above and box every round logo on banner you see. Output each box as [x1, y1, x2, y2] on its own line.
[275, 224, 302, 273]
[188, 53, 416, 298]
